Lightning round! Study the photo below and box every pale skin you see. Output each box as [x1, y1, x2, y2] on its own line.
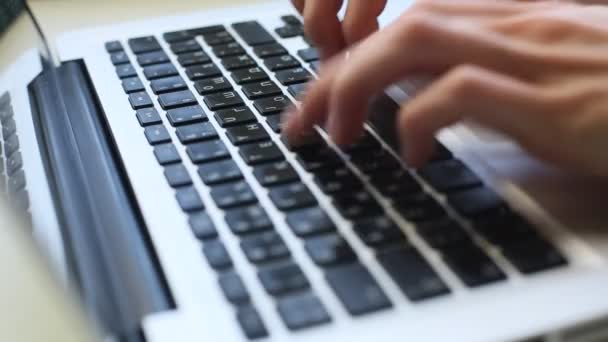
[283, 0, 608, 177]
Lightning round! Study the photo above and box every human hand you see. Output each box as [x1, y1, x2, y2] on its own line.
[283, 0, 608, 177]
[290, 0, 387, 59]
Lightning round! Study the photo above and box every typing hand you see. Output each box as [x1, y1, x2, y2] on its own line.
[284, 0, 608, 177]
[291, 0, 388, 59]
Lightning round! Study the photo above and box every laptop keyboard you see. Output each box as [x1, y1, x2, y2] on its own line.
[105, 15, 567, 339]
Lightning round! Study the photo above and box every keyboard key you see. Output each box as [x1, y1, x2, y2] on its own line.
[110, 51, 130, 65]
[128, 36, 161, 54]
[281, 15, 303, 27]
[231, 67, 269, 84]
[185, 63, 222, 81]
[198, 159, 243, 185]
[253, 95, 292, 116]
[253, 43, 287, 58]
[419, 159, 483, 192]
[253, 161, 299, 187]
[122, 77, 145, 93]
[286, 207, 335, 237]
[214, 107, 257, 127]
[237, 306, 268, 339]
[258, 262, 309, 295]
[275, 25, 303, 39]
[203, 30, 235, 46]
[4, 134, 18, 158]
[116, 64, 137, 78]
[186, 25, 226, 37]
[177, 50, 211, 67]
[232, 21, 275, 46]
[186, 139, 230, 163]
[176, 122, 217, 143]
[314, 167, 363, 195]
[241, 231, 290, 263]
[393, 193, 447, 222]
[239, 141, 283, 165]
[163, 30, 193, 43]
[150, 75, 188, 94]
[225, 123, 270, 145]
[265, 114, 282, 133]
[305, 234, 357, 266]
[310, 61, 321, 73]
[269, 182, 316, 211]
[143, 63, 178, 80]
[154, 144, 182, 165]
[189, 212, 217, 240]
[194, 76, 232, 95]
[128, 91, 153, 109]
[377, 247, 450, 301]
[333, 190, 383, 220]
[242, 81, 282, 100]
[105, 40, 123, 53]
[164, 164, 192, 187]
[264, 55, 300, 71]
[136, 107, 162, 126]
[170, 39, 202, 54]
[501, 237, 567, 274]
[278, 294, 331, 331]
[416, 219, 471, 250]
[353, 216, 407, 248]
[442, 245, 506, 287]
[136, 50, 169, 66]
[275, 67, 312, 85]
[167, 105, 207, 126]
[210, 180, 257, 209]
[225, 204, 273, 235]
[144, 125, 171, 145]
[297, 47, 319, 62]
[287, 83, 307, 99]
[212, 42, 245, 58]
[8, 169, 26, 194]
[203, 91, 244, 110]
[325, 263, 392, 316]
[447, 186, 504, 218]
[219, 272, 250, 304]
[222, 54, 257, 70]
[2, 118, 16, 138]
[158, 90, 197, 110]
[175, 186, 205, 212]
[12, 189, 30, 211]
[472, 211, 539, 246]
[295, 147, 342, 171]
[370, 169, 422, 197]
[203, 240, 232, 270]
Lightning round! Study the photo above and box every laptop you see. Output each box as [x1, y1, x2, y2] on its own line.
[2, 0, 608, 341]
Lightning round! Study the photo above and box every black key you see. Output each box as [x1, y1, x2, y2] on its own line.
[239, 141, 284, 165]
[0, 99, 14, 123]
[214, 107, 257, 127]
[353, 216, 407, 248]
[198, 159, 243, 185]
[212, 42, 245, 58]
[136, 107, 162, 126]
[295, 147, 342, 171]
[105, 40, 123, 53]
[501, 237, 567, 274]
[175, 186, 205, 212]
[225, 123, 270, 145]
[110, 51, 130, 65]
[128, 36, 161, 54]
[253, 161, 299, 187]
[2, 118, 16, 138]
[116, 64, 137, 78]
[430, 141, 453, 162]
[278, 294, 331, 331]
[158, 90, 197, 110]
[333, 190, 384, 220]
[163, 30, 193, 43]
[12, 189, 29, 211]
[253, 43, 287, 58]
[370, 169, 422, 198]
[232, 21, 275, 46]
[203, 91, 244, 111]
[129, 91, 153, 109]
[275, 25, 303, 39]
[269, 182, 316, 211]
[305, 234, 357, 266]
[170, 39, 202, 54]
[194, 76, 232, 95]
[237, 307, 268, 340]
[377, 247, 450, 301]
[186, 139, 230, 163]
[231, 67, 269, 84]
[122, 77, 145, 93]
[210, 180, 257, 209]
[314, 167, 363, 195]
[150, 76, 188, 94]
[177, 51, 211, 67]
[189, 212, 217, 240]
[203, 240, 232, 270]
[185, 63, 222, 81]
[281, 15, 303, 27]
[310, 61, 321, 73]
[343, 131, 382, 154]
[394, 193, 447, 222]
[188, 25, 226, 37]
[242, 81, 282, 100]
[253, 95, 292, 116]
[222, 54, 256, 71]
[143, 63, 178, 80]
[297, 47, 319, 62]
[264, 55, 300, 71]
[4, 134, 19, 158]
[241, 231, 290, 263]
[136, 50, 169, 66]
[472, 211, 539, 246]
[144, 125, 171, 145]
[219, 272, 250, 304]
[8, 169, 26, 194]
[325, 263, 392, 316]
[265, 115, 282, 133]
[226, 204, 273, 235]
[419, 159, 483, 192]
[258, 263, 309, 295]
[351, 149, 401, 174]
[167, 105, 207, 126]
[416, 219, 472, 250]
[442, 245, 506, 287]
[176, 122, 217, 143]
[286, 207, 335, 237]
[447, 186, 504, 218]
[203, 30, 235, 46]
[164, 164, 192, 187]
[154, 143, 181, 165]
[287, 83, 307, 99]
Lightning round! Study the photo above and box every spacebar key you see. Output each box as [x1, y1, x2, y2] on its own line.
[232, 21, 275, 46]
[325, 262, 392, 316]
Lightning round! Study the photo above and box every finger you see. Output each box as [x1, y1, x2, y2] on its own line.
[342, 0, 388, 45]
[410, 0, 553, 17]
[291, 0, 305, 13]
[398, 65, 551, 167]
[303, 0, 346, 59]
